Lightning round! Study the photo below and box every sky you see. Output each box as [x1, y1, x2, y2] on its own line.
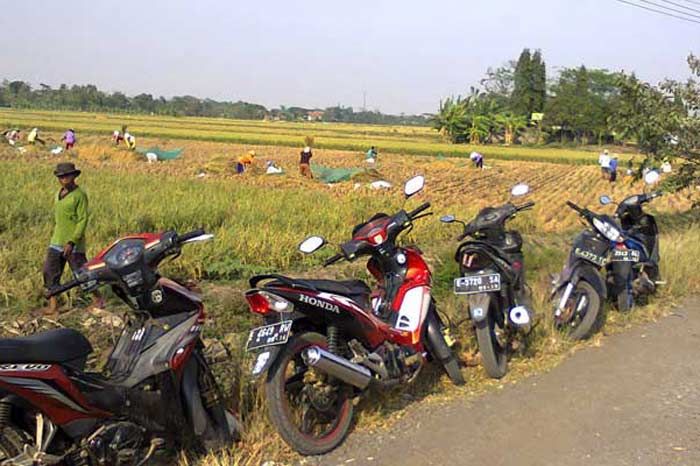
[1, 0, 698, 114]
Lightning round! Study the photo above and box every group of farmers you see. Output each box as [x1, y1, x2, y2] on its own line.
[3, 127, 77, 151]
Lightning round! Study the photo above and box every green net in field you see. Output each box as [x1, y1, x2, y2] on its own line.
[312, 165, 363, 183]
[136, 147, 184, 161]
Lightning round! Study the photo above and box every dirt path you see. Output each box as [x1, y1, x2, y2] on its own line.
[313, 299, 700, 466]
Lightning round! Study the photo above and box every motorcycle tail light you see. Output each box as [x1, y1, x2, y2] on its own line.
[245, 291, 293, 315]
[246, 292, 272, 315]
[462, 252, 490, 270]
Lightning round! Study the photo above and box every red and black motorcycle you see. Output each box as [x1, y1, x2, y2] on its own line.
[244, 176, 464, 455]
[0, 230, 239, 466]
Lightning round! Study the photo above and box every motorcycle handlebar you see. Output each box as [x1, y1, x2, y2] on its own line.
[177, 229, 206, 243]
[566, 201, 585, 215]
[46, 279, 80, 298]
[323, 253, 344, 267]
[408, 202, 431, 219]
[517, 201, 535, 211]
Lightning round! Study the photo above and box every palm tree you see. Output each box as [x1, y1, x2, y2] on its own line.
[495, 112, 528, 145]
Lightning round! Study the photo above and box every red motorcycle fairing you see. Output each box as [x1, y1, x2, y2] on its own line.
[0, 365, 110, 425]
[88, 232, 163, 265]
[266, 286, 394, 349]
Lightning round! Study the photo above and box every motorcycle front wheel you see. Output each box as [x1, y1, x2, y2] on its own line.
[474, 309, 508, 379]
[265, 332, 354, 456]
[554, 280, 605, 340]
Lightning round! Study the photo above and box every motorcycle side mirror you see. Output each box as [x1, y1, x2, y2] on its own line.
[599, 195, 612, 206]
[511, 183, 530, 197]
[298, 236, 326, 254]
[404, 175, 425, 198]
[644, 170, 661, 185]
[440, 215, 456, 224]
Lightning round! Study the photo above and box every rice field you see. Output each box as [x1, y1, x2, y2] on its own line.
[0, 116, 697, 466]
[0, 108, 636, 164]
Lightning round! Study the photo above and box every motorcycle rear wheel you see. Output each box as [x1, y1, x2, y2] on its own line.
[0, 425, 31, 462]
[265, 332, 354, 456]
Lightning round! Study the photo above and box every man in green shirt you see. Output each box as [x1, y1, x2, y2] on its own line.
[42, 162, 101, 314]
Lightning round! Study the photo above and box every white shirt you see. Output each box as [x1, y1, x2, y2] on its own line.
[598, 153, 610, 168]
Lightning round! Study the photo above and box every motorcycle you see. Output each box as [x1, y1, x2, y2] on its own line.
[0, 229, 239, 466]
[599, 172, 663, 311]
[440, 183, 535, 379]
[243, 176, 464, 455]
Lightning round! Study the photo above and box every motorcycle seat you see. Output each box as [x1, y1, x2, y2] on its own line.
[0, 328, 93, 365]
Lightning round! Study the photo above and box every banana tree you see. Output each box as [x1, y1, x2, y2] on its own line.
[495, 112, 528, 145]
[432, 96, 469, 143]
[468, 114, 494, 144]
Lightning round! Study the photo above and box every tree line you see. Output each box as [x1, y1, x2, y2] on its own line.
[433, 48, 627, 146]
[0, 81, 428, 125]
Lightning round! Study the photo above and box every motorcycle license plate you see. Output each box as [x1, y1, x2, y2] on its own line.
[611, 248, 640, 262]
[454, 273, 501, 294]
[246, 321, 293, 352]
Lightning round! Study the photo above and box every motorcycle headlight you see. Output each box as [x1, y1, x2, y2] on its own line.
[592, 218, 621, 242]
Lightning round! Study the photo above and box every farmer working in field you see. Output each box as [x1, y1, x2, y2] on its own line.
[609, 156, 618, 183]
[43, 162, 103, 315]
[598, 149, 611, 180]
[27, 128, 46, 145]
[365, 146, 378, 163]
[236, 150, 256, 174]
[124, 132, 136, 150]
[3, 128, 20, 145]
[62, 129, 76, 150]
[299, 146, 313, 178]
[470, 151, 484, 170]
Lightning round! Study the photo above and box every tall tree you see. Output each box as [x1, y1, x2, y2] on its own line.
[612, 55, 700, 192]
[511, 48, 547, 118]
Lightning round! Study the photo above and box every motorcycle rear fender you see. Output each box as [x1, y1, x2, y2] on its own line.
[467, 293, 492, 323]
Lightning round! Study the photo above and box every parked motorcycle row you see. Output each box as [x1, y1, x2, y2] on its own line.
[0, 173, 664, 463]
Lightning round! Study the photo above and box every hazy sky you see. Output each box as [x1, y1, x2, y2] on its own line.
[1, 0, 697, 114]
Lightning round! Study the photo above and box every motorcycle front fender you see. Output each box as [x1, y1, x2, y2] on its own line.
[467, 293, 492, 323]
[552, 261, 607, 301]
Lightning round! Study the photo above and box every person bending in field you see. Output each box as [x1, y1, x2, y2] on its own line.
[3, 128, 21, 146]
[236, 150, 256, 174]
[470, 151, 484, 170]
[299, 146, 313, 178]
[43, 162, 103, 315]
[62, 129, 76, 150]
[124, 132, 136, 150]
[27, 128, 46, 145]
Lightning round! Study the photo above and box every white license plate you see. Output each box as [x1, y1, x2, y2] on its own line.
[454, 273, 501, 294]
[246, 321, 292, 352]
[611, 248, 640, 262]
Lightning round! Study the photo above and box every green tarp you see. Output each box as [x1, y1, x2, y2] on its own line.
[136, 147, 184, 161]
[312, 165, 362, 183]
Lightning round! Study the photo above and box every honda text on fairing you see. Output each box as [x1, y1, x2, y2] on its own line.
[599, 170, 664, 311]
[0, 230, 239, 466]
[243, 176, 464, 455]
[441, 183, 535, 379]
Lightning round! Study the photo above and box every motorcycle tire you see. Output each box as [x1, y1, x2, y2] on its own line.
[265, 332, 354, 456]
[475, 310, 508, 379]
[565, 280, 606, 341]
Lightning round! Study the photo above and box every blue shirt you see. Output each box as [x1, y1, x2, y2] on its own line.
[610, 159, 618, 171]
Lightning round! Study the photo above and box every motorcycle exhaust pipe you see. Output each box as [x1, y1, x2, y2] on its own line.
[302, 346, 373, 390]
